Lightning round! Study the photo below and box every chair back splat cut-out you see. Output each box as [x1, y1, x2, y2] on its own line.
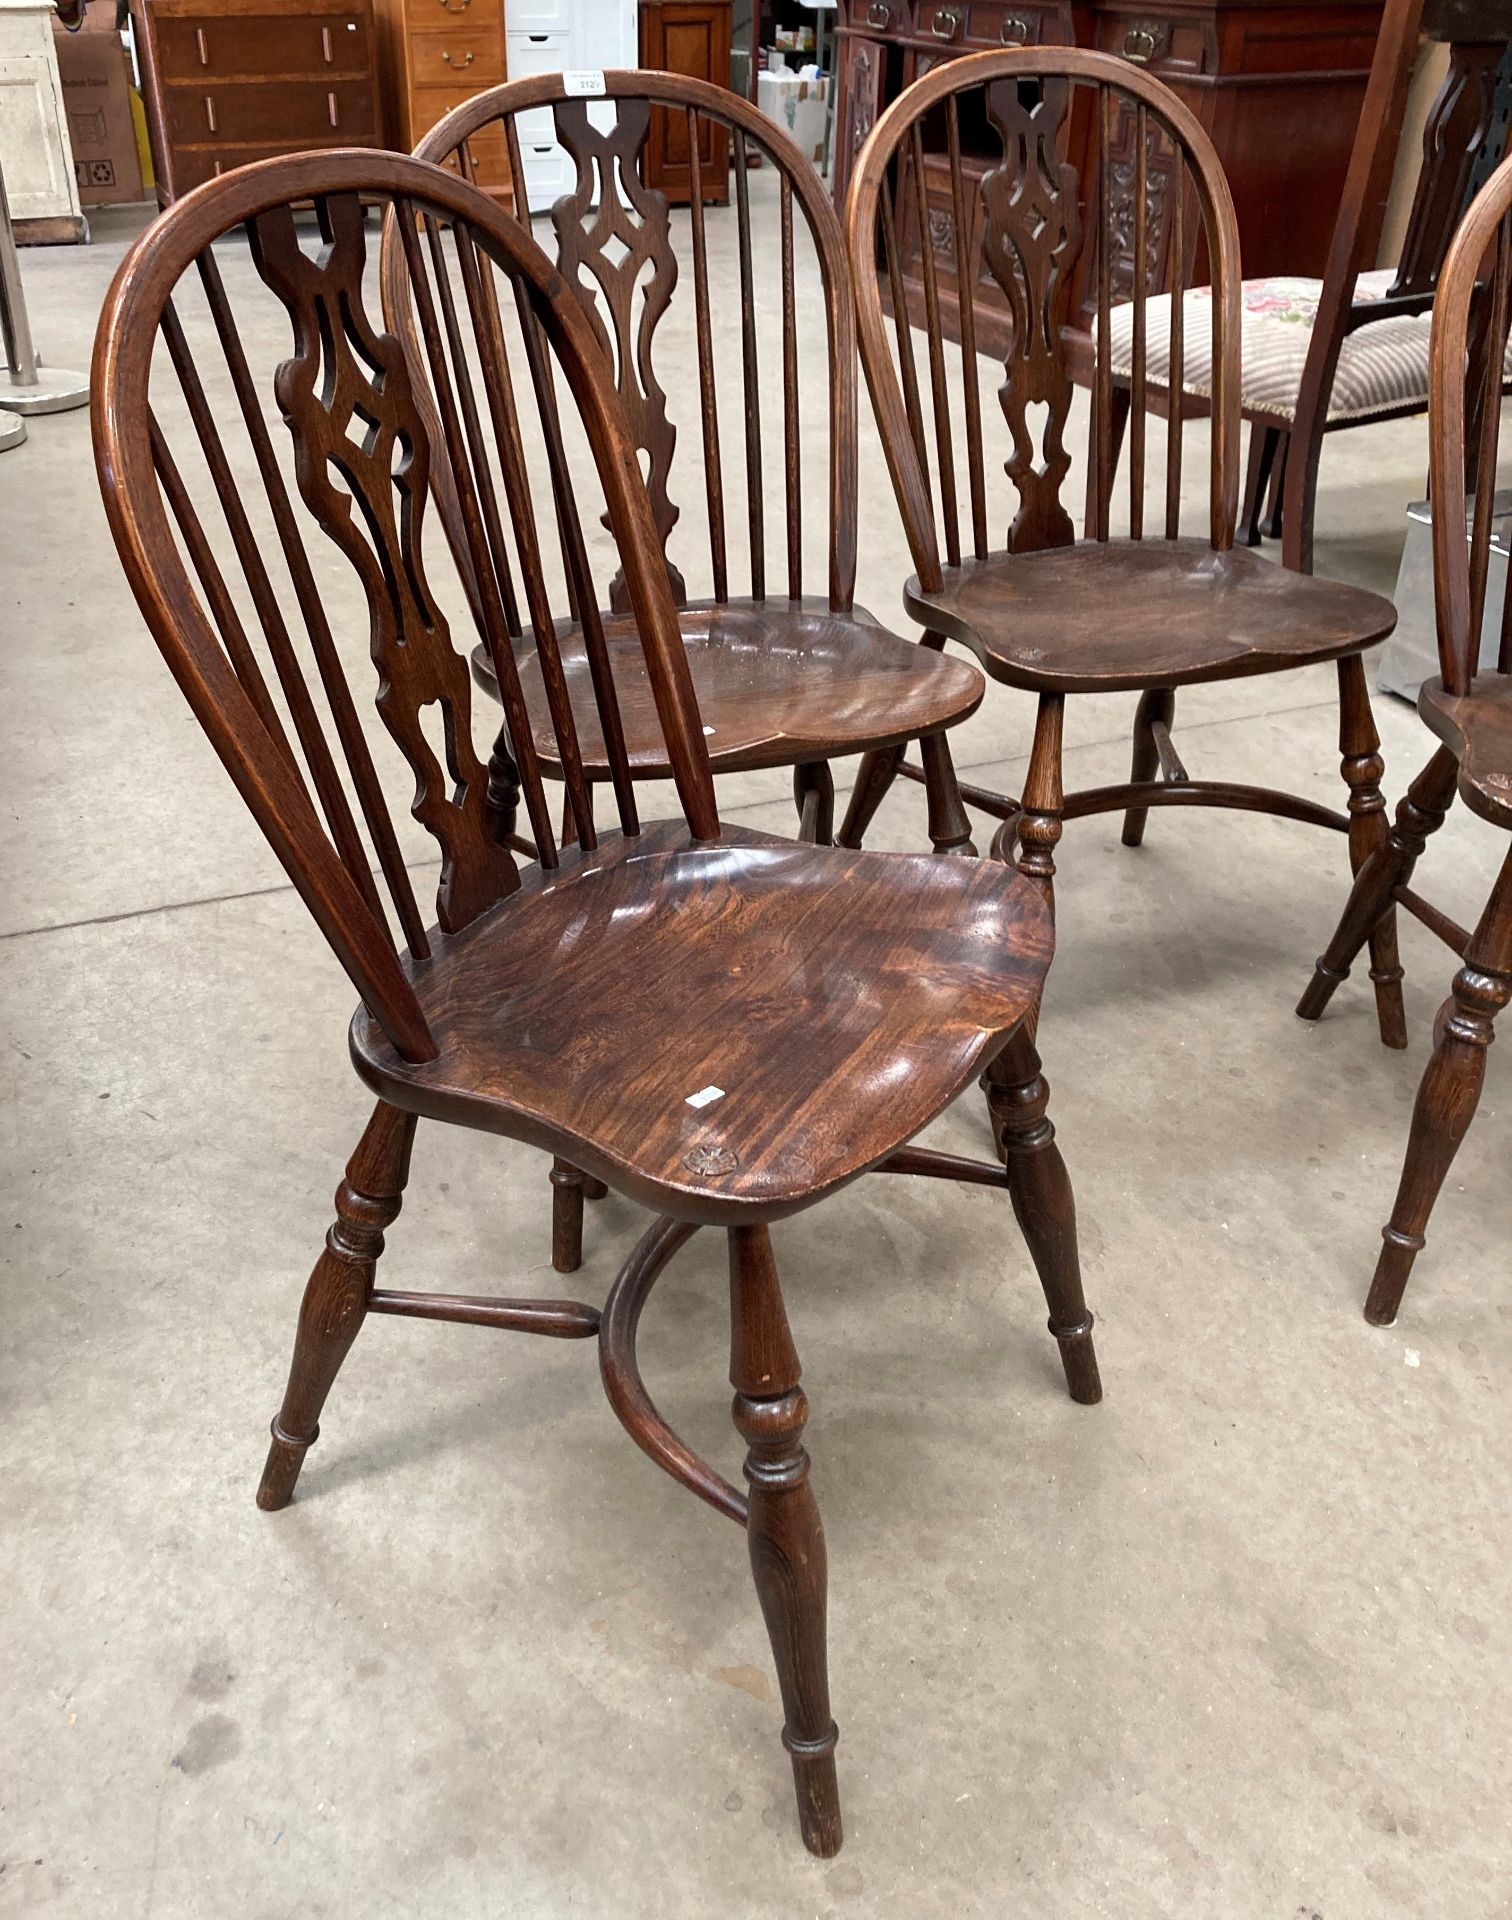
[93, 152, 718, 1064]
[846, 48, 1242, 584]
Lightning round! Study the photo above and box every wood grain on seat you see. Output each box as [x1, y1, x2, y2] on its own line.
[907, 541, 1397, 694]
[471, 598, 985, 777]
[351, 820, 1053, 1222]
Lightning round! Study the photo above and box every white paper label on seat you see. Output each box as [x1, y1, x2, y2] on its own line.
[685, 1085, 726, 1110]
[563, 70, 607, 96]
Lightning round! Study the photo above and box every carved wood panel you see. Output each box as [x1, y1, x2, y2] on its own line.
[249, 193, 518, 937]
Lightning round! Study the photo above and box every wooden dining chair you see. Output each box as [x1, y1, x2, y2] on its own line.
[1095, 0, 1512, 572]
[399, 71, 985, 860]
[842, 48, 1406, 1044]
[92, 148, 1103, 1858]
[401, 71, 990, 1273]
[1296, 150, 1512, 1327]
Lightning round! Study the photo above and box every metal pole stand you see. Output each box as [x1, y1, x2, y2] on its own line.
[1, 158, 88, 419]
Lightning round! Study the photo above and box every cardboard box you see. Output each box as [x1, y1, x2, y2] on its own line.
[756, 70, 830, 168]
[53, 28, 145, 206]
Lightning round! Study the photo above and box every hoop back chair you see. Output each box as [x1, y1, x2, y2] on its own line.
[93, 149, 1102, 1857]
[1298, 148, 1512, 1326]
[843, 48, 1405, 1041]
[398, 72, 984, 858]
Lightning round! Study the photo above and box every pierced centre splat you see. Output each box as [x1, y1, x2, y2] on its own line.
[980, 77, 1084, 554]
[249, 193, 518, 940]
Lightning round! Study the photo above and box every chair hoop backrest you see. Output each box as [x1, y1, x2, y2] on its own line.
[400, 69, 859, 614]
[93, 149, 719, 1065]
[1428, 146, 1512, 694]
[845, 46, 1243, 590]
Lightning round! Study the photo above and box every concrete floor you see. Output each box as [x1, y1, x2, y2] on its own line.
[2, 191, 1509, 1920]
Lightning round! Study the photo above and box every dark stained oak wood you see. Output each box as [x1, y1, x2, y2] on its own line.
[1297, 148, 1512, 1324]
[846, 48, 1405, 1050]
[350, 821, 1055, 1224]
[906, 540, 1397, 692]
[402, 71, 982, 883]
[470, 599, 985, 780]
[92, 148, 1102, 1857]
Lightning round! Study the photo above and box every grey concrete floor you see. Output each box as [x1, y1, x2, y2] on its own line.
[2, 192, 1509, 1920]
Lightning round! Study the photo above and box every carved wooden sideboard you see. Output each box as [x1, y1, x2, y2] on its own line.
[835, 0, 1388, 352]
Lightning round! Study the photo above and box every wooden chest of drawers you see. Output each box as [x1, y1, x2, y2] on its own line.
[133, 0, 383, 202]
[372, 0, 512, 208]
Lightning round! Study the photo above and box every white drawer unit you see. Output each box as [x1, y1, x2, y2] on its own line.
[508, 0, 637, 213]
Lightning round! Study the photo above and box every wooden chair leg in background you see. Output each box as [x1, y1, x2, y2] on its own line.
[1001, 692, 1064, 910]
[1297, 745, 1459, 1024]
[1336, 655, 1408, 1047]
[1264, 431, 1289, 541]
[550, 1158, 607, 1274]
[1365, 849, 1512, 1326]
[257, 1101, 418, 1511]
[1241, 424, 1282, 547]
[728, 1223, 842, 1858]
[984, 1022, 1102, 1405]
[1121, 686, 1175, 847]
[920, 730, 977, 856]
[794, 761, 836, 845]
[837, 743, 904, 849]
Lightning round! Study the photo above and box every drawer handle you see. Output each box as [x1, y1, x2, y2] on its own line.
[194, 26, 208, 64]
[1123, 23, 1159, 61]
[930, 7, 959, 37]
[1001, 13, 1031, 42]
[322, 25, 333, 60]
[328, 90, 340, 127]
[203, 94, 216, 132]
[438, 0, 471, 11]
[865, 1, 890, 25]
[442, 47, 476, 65]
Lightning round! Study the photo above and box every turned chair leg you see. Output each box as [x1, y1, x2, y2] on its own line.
[1365, 849, 1512, 1326]
[728, 1224, 841, 1858]
[1298, 746, 1458, 1025]
[1241, 425, 1281, 547]
[984, 1022, 1103, 1404]
[793, 761, 836, 846]
[1264, 431, 1289, 541]
[837, 744, 903, 849]
[1121, 686, 1174, 848]
[258, 1101, 418, 1511]
[1005, 692, 1064, 914]
[550, 1157, 606, 1273]
[485, 721, 521, 845]
[920, 730, 977, 856]
[1335, 655, 1408, 1048]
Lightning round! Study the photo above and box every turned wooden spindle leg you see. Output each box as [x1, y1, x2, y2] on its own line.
[1365, 850, 1512, 1326]
[485, 722, 522, 845]
[793, 761, 836, 846]
[1298, 746, 1458, 1025]
[549, 1157, 597, 1274]
[985, 1023, 1102, 1404]
[728, 1224, 841, 1858]
[1121, 686, 1174, 848]
[257, 1101, 417, 1511]
[1004, 693, 1064, 915]
[1336, 655, 1408, 1047]
[837, 743, 904, 849]
[920, 730, 978, 856]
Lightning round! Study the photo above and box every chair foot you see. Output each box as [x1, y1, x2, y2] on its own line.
[728, 1225, 842, 1857]
[257, 1101, 417, 1511]
[985, 1023, 1102, 1405]
[1364, 1227, 1422, 1327]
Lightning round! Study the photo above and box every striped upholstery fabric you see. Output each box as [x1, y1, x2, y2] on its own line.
[1104, 269, 1446, 423]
